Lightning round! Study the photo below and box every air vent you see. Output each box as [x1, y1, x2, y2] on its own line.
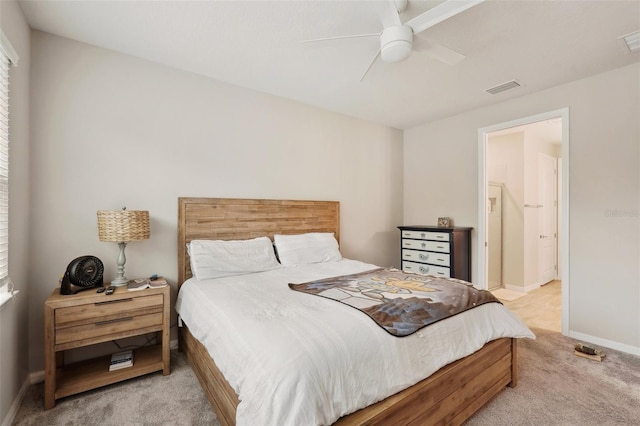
[619, 30, 640, 53]
[485, 80, 522, 95]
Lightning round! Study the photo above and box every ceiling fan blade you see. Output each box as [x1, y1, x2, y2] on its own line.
[301, 32, 381, 43]
[406, 0, 484, 34]
[360, 49, 381, 82]
[413, 35, 466, 65]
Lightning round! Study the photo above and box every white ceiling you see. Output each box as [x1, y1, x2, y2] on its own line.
[18, 0, 640, 130]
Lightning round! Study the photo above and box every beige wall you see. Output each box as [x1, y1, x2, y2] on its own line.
[404, 63, 640, 355]
[488, 132, 525, 288]
[27, 32, 404, 372]
[0, 1, 31, 424]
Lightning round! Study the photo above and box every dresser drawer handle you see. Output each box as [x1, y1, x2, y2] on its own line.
[95, 317, 133, 326]
[405, 254, 412, 257]
[436, 246, 445, 249]
[95, 298, 134, 306]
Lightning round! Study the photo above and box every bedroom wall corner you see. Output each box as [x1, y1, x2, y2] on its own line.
[403, 63, 640, 356]
[0, 1, 31, 424]
[27, 31, 403, 372]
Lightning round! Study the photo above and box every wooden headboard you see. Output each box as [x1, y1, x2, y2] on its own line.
[177, 197, 340, 286]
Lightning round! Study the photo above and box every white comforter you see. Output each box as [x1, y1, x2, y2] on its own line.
[175, 259, 534, 426]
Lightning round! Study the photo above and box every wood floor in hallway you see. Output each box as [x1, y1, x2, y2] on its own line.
[501, 280, 561, 332]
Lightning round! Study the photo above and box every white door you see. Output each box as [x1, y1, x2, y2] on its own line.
[538, 153, 557, 285]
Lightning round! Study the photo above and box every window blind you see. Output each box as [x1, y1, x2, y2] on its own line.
[0, 38, 12, 286]
[0, 49, 9, 286]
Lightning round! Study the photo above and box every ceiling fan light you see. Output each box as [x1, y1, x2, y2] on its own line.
[381, 40, 412, 62]
[380, 25, 413, 63]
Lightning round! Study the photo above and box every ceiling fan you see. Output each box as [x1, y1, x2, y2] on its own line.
[302, 0, 484, 81]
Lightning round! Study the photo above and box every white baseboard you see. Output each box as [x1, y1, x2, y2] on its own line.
[1, 375, 31, 426]
[569, 330, 640, 357]
[504, 282, 540, 293]
[30, 370, 44, 384]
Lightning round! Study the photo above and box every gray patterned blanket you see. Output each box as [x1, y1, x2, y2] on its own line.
[289, 268, 501, 337]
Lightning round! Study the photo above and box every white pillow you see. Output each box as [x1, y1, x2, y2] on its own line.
[188, 237, 281, 280]
[274, 233, 342, 266]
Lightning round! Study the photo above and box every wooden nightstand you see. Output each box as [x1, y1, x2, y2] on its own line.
[44, 285, 170, 409]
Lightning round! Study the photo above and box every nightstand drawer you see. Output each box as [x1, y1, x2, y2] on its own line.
[55, 294, 164, 328]
[401, 239, 450, 253]
[55, 312, 164, 348]
[402, 249, 450, 267]
[403, 261, 450, 278]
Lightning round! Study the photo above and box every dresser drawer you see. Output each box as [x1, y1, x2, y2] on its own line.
[401, 230, 449, 242]
[402, 249, 450, 267]
[403, 261, 450, 278]
[55, 294, 164, 328]
[55, 312, 164, 348]
[401, 239, 450, 253]
[398, 226, 471, 282]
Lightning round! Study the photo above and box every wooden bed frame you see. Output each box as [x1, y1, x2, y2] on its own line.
[177, 197, 518, 426]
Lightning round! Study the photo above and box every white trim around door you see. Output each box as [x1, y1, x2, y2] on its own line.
[477, 108, 570, 336]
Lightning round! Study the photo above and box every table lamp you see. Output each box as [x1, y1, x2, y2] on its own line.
[97, 207, 150, 286]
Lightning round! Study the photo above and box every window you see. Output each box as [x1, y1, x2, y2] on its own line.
[0, 30, 18, 308]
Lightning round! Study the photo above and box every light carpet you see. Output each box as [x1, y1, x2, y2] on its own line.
[12, 328, 640, 425]
[12, 351, 217, 426]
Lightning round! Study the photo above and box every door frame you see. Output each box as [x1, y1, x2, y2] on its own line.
[477, 108, 569, 335]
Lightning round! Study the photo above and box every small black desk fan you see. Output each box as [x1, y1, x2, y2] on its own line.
[60, 256, 104, 295]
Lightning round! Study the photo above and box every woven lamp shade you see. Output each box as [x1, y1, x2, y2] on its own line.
[97, 210, 150, 242]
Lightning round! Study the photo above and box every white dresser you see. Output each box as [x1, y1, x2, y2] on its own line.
[398, 226, 472, 282]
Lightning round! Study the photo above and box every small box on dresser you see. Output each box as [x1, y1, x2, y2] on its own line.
[44, 285, 170, 409]
[398, 225, 472, 282]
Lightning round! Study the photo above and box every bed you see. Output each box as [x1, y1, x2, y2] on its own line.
[175, 197, 534, 426]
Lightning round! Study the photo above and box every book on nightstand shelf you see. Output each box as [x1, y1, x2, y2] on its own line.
[109, 350, 133, 371]
[127, 276, 168, 291]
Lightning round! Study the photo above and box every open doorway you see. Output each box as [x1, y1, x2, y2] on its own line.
[477, 108, 569, 335]
[485, 121, 560, 292]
